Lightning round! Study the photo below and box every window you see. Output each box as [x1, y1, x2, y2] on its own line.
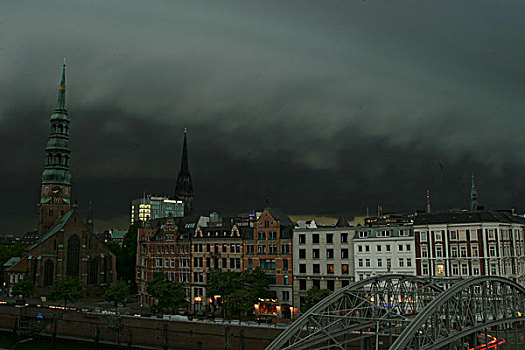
[421, 246, 428, 258]
[451, 246, 458, 257]
[437, 264, 444, 276]
[327, 264, 334, 274]
[488, 229, 495, 240]
[359, 274, 364, 281]
[341, 264, 349, 274]
[365, 245, 370, 252]
[299, 280, 306, 290]
[406, 244, 411, 251]
[436, 245, 443, 258]
[420, 231, 427, 242]
[269, 244, 277, 254]
[326, 249, 334, 259]
[377, 245, 382, 252]
[299, 264, 306, 273]
[471, 246, 478, 257]
[407, 258, 412, 267]
[341, 233, 348, 243]
[327, 280, 334, 291]
[399, 258, 404, 267]
[283, 259, 289, 270]
[326, 234, 333, 244]
[358, 231, 368, 238]
[282, 291, 289, 301]
[313, 279, 320, 288]
[313, 264, 320, 274]
[435, 231, 442, 241]
[258, 232, 266, 240]
[281, 244, 290, 254]
[341, 280, 349, 287]
[473, 266, 480, 275]
[44, 260, 54, 286]
[490, 264, 497, 275]
[398, 244, 403, 252]
[268, 231, 277, 240]
[460, 246, 467, 257]
[312, 234, 319, 244]
[258, 245, 266, 254]
[461, 264, 468, 275]
[365, 259, 371, 267]
[299, 249, 306, 259]
[358, 259, 363, 267]
[450, 230, 457, 240]
[422, 263, 429, 275]
[459, 230, 466, 240]
[248, 259, 253, 269]
[452, 264, 459, 275]
[67, 235, 80, 277]
[386, 258, 391, 271]
[377, 259, 382, 267]
[386, 245, 391, 252]
[313, 249, 320, 259]
[470, 230, 477, 240]
[299, 234, 306, 244]
[341, 249, 348, 259]
[358, 245, 363, 252]
[378, 230, 391, 237]
[489, 246, 496, 257]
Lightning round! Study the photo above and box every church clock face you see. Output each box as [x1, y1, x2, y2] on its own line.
[52, 186, 62, 197]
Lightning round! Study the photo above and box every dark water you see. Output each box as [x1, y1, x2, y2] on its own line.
[0, 333, 95, 350]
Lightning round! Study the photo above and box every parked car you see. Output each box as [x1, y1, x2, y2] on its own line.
[256, 316, 273, 324]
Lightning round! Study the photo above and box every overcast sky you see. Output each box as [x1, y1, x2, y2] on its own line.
[2, 0, 525, 233]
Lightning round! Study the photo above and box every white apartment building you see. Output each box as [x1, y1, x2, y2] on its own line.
[353, 225, 416, 281]
[414, 210, 525, 285]
[293, 227, 355, 309]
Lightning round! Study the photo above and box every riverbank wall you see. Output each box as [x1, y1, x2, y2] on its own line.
[0, 305, 283, 349]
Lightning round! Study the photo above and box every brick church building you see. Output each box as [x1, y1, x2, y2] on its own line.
[6, 62, 116, 297]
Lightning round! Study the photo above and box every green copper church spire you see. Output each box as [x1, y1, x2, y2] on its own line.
[41, 60, 71, 185]
[470, 173, 478, 210]
[55, 58, 66, 111]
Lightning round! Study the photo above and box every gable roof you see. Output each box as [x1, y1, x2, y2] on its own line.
[29, 210, 74, 251]
[3, 257, 20, 268]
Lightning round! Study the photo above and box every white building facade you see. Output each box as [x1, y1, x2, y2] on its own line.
[414, 211, 525, 285]
[353, 225, 416, 281]
[293, 227, 355, 310]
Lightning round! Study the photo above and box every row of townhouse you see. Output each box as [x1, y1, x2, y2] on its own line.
[136, 208, 295, 317]
[413, 210, 525, 284]
[136, 208, 525, 318]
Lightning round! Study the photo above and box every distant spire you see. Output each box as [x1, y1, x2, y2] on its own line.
[426, 189, 431, 213]
[56, 58, 66, 111]
[87, 200, 94, 233]
[335, 213, 350, 227]
[470, 173, 478, 210]
[174, 129, 194, 215]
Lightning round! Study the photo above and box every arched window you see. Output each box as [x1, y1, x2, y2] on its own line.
[67, 235, 80, 277]
[58, 124, 63, 134]
[44, 260, 54, 286]
[88, 259, 98, 285]
[56, 154, 62, 165]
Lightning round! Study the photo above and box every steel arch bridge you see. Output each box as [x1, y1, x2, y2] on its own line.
[266, 275, 525, 350]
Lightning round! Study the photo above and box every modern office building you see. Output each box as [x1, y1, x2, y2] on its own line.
[130, 195, 184, 224]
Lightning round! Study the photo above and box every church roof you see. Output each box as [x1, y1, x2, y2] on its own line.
[3, 257, 20, 268]
[29, 210, 74, 251]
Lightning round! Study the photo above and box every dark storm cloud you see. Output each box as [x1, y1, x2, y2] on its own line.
[2, 0, 525, 232]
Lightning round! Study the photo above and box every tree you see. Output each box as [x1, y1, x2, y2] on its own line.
[49, 276, 83, 307]
[11, 278, 34, 299]
[206, 268, 274, 317]
[301, 286, 331, 313]
[146, 273, 186, 313]
[103, 280, 131, 310]
[107, 224, 138, 292]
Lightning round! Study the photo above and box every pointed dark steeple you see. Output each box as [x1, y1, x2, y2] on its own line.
[335, 214, 350, 227]
[38, 60, 72, 235]
[87, 200, 94, 233]
[470, 174, 478, 210]
[174, 128, 194, 215]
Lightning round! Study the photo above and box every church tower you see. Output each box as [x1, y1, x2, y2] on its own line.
[174, 129, 194, 216]
[38, 60, 72, 235]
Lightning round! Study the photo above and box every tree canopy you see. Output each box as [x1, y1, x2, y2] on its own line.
[206, 267, 274, 316]
[146, 272, 186, 313]
[107, 224, 138, 291]
[301, 286, 331, 313]
[103, 280, 131, 309]
[11, 278, 34, 299]
[49, 276, 83, 307]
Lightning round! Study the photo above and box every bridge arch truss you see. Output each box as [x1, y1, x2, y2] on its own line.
[266, 275, 525, 350]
